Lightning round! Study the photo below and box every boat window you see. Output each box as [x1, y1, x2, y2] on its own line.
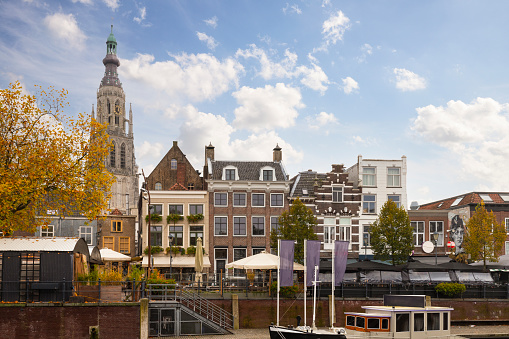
[381, 318, 389, 330]
[367, 318, 380, 329]
[396, 313, 409, 332]
[414, 313, 424, 331]
[427, 313, 440, 331]
[443, 313, 449, 331]
[346, 316, 355, 327]
[356, 317, 365, 328]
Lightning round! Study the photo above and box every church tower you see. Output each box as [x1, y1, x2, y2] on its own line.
[95, 25, 138, 215]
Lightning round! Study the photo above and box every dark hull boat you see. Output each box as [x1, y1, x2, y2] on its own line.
[269, 325, 347, 339]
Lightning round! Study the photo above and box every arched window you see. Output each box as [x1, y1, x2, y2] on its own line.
[155, 182, 162, 190]
[120, 143, 126, 168]
[171, 159, 177, 170]
[110, 141, 116, 167]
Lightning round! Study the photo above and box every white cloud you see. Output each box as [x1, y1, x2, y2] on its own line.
[120, 52, 244, 102]
[322, 11, 351, 45]
[308, 112, 338, 130]
[134, 6, 147, 24]
[297, 64, 329, 93]
[44, 13, 87, 51]
[196, 32, 218, 50]
[393, 68, 426, 91]
[204, 16, 218, 28]
[412, 97, 509, 190]
[103, 0, 120, 10]
[342, 76, 359, 94]
[357, 43, 373, 63]
[137, 140, 164, 174]
[283, 3, 302, 15]
[351, 135, 376, 145]
[322, 0, 331, 7]
[72, 0, 92, 4]
[232, 83, 305, 132]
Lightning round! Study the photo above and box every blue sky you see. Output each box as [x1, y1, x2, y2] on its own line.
[2, 0, 509, 206]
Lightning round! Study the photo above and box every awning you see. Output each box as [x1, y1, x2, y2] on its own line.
[100, 248, 131, 262]
[142, 255, 211, 268]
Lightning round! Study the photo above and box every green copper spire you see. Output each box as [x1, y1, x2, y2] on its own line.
[106, 25, 117, 55]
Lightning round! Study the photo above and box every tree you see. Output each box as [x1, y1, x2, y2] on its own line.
[0, 82, 114, 233]
[270, 197, 318, 264]
[370, 199, 413, 265]
[462, 201, 506, 270]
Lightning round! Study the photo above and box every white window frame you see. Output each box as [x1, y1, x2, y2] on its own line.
[79, 226, 93, 245]
[253, 248, 265, 255]
[506, 241, 509, 255]
[259, 166, 275, 181]
[233, 248, 247, 277]
[41, 225, 54, 237]
[323, 217, 336, 244]
[362, 167, 376, 187]
[506, 218, 509, 234]
[251, 193, 265, 207]
[252, 216, 265, 236]
[214, 192, 228, 207]
[387, 167, 401, 187]
[363, 194, 376, 214]
[189, 204, 204, 215]
[214, 216, 228, 236]
[233, 216, 247, 236]
[388, 194, 401, 208]
[168, 204, 184, 216]
[222, 166, 239, 181]
[170, 158, 177, 170]
[270, 193, 284, 207]
[155, 182, 162, 190]
[332, 186, 343, 203]
[270, 216, 280, 232]
[362, 225, 371, 247]
[411, 221, 425, 246]
[430, 221, 444, 246]
[233, 193, 247, 207]
[214, 248, 228, 276]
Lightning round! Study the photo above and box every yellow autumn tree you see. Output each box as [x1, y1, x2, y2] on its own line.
[463, 201, 506, 270]
[0, 81, 114, 233]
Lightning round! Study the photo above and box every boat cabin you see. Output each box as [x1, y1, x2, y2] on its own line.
[345, 295, 453, 338]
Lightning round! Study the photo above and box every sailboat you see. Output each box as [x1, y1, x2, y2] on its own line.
[268, 240, 348, 339]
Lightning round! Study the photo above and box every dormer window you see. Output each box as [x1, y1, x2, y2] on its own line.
[260, 166, 275, 181]
[222, 166, 238, 181]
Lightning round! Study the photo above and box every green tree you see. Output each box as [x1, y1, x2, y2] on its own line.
[370, 200, 413, 265]
[462, 201, 506, 270]
[270, 197, 318, 264]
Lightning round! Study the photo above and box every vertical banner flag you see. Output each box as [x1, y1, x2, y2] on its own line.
[279, 240, 295, 286]
[306, 240, 321, 287]
[334, 240, 349, 286]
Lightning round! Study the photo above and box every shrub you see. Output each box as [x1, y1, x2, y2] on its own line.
[187, 213, 204, 223]
[167, 214, 183, 224]
[77, 267, 122, 285]
[186, 246, 196, 255]
[270, 282, 299, 298]
[144, 246, 163, 255]
[166, 246, 182, 255]
[435, 282, 466, 297]
[145, 214, 162, 223]
[125, 265, 144, 281]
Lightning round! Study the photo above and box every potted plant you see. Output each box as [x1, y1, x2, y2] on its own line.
[167, 213, 183, 225]
[186, 246, 196, 255]
[187, 213, 204, 223]
[145, 214, 162, 223]
[144, 246, 163, 255]
[166, 246, 181, 255]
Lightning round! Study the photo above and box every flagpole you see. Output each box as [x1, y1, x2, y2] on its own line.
[304, 239, 307, 326]
[331, 241, 335, 327]
[277, 239, 280, 327]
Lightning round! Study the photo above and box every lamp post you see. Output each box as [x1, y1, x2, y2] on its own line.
[141, 169, 151, 275]
[169, 235, 174, 279]
[432, 231, 439, 265]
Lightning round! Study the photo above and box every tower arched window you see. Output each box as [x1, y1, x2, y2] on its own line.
[110, 141, 116, 167]
[120, 143, 126, 168]
[171, 159, 177, 170]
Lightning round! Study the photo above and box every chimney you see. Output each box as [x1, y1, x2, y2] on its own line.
[205, 142, 215, 164]
[173, 140, 178, 148]
[273, 144, 282, 162]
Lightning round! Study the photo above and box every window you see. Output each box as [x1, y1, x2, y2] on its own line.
[430, 221, 444, 246]
[119, 237, 130, 254]
[339, 217, 351, 242]
[188, 183, 194, 190]
[500, 194, 509, 202]
[363, 195, 376, 214]
[120, 143, 126, 169]
[233, 193, 246, 207]
[189, 226, 203, 246]
[19, 252, 40, 302]
[215, 217, 227, 236]
[387, 167, 401, 187]
[479, 194, 492, 202]
[111, 220, 122, 232]
[396, 313, 409, 332]
[253, 248, 264, 255]
[225, 169, 236, 180]
[363, 225, 371, 247]
[41, 225, 54, 237]
[346, 316, 355, 327]
[214, 193, 227, 206]
[263, 170, 274, 181]
[362, 167, 376, 186]
[80, 226, 93, 245]
[381, 318, 389, 330]
[388, 195, 401, 208]
[168, 205, 183, 215]
[324, 217, 336, 244]
[155, 182, 162, 190]
[367, 318, 380, 330]
[149, 204, 163, 215]
[271, 216, 280, 232]
[110, 142, 116, 167]
[252, 217, 265, 236]
[427, 313, 440, 331]
[189, 204, 203, 215]
[356, 317, 365, 328]
[103, 236, 114, 249]
[252, 193, 265, 207]
[233, 217, 246, 236]
[233, 248, 247, 277]
[170, 159, 177, 170]
[412, 221, 425, 246]
[215, 248, 227, 275]
[505, 241, 509, 255]
[150, 226, 162, 246]
[169, 226, 183, 246]
[443, 313, 449, 331]
[505, 218, 509, 233]
[332, 186, 343, 202]
[271, 193, 284, 207]
[451, 196, 463, 207]
[414, 313, 424, 332]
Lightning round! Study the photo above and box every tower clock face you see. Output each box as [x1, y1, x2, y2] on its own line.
[115, 104, 121, 115]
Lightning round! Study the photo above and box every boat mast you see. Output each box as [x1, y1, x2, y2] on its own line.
[304, 239, 307, 326]
[312, 265, 319, 330]
[277, 239, 280, 326]
[331, 241, 335, 327]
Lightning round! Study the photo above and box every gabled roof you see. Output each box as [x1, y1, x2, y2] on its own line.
[290, 170, 328, 197]
[0, 237, 88, 253]
[418, 192, 509, 210]
[209, 160, 288, 181]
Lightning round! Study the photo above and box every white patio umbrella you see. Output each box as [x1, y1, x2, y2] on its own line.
[195, 237, 204, 283]
[225, 251, 305, 270]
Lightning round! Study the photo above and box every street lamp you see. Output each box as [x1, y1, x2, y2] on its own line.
[432, 231, 439, 265]
[141, 169, 151, 275]
[168, 235, 174, 279]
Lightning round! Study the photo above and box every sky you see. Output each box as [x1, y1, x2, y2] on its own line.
[2, 0, 509, 206]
